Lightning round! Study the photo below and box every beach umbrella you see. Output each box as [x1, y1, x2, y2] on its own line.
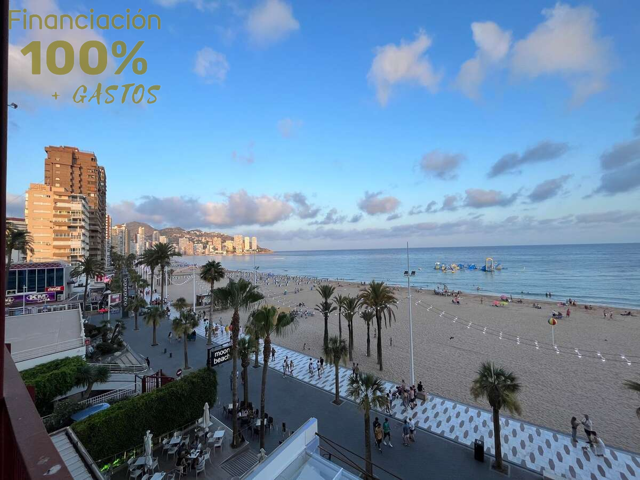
[500, 295, 508, 301]
[144, 430, 153, 470]
[203, 402, 210, 428]
[548, 317, 557, 345]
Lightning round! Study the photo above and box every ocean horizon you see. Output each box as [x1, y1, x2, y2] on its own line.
[180, 243, 640, 309]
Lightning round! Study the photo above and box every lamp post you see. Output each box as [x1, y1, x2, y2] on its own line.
[22, 285, 27, 314]
[192, 264, 197, 310]
[404, 242, 416, 386]
[253, 254, 259, 285]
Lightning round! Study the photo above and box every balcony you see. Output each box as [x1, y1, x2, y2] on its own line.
[1, 346, 73, 479]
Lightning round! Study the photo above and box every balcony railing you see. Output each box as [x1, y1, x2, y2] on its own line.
[1, 346, 73, 479]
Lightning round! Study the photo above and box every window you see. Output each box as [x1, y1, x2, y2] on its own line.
[27, 269, 37, 292]
[17, 270, 26, 292]
[37, 269, 46, 292]
[46, 268, 55, 287]
[7, 270, 16, 291]
[56, 268, 64, 286]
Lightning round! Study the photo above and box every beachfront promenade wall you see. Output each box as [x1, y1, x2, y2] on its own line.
[196, 321, 640, 480]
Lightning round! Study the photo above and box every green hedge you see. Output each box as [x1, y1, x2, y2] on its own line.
[72, 368, 218, 462]
[21, 357, 87, 414]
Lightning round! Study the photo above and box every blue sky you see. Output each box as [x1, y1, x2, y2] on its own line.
[7, 0, 640, 250]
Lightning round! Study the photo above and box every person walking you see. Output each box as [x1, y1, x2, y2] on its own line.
[308, 359, 315, 379]
[374, 423, 384, 452]
[317, 359, 322, 378]
[581, 415, 594, 444]
[571, 417, 580, 444]
[145, 357, 151, 368]
[319, 357, 324, 374]
[385, 392, 392, 414]
[409, 418, 416, 442]
[283, 357, 289, 377]
[402, 419, 411, 446]
[271, 347, 276, 361]
[383, 418, 393, 447]
[289, 360, 294, 377]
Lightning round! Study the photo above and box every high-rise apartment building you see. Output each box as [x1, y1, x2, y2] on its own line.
[111, 224, 129, 256]
[234, 234, 244, 253]
[44, 146, 107, 261]
[244, 236, 250, 251]
[178, 237, 194, 255]
[152, 231, 160, 245]
[251, 236, 258, 251]
[105, 214, 112, 266]
[212, 237, 222, 252]
[194, 243, 204, 255]
[25, 183, 90, 264]
[224, 240, 234, 253]
[159, 235, 168, 244]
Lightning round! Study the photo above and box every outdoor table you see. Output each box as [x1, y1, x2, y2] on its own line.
[150, 473, 165, 480]
[187, 450, 201, 460]
[133, 457, 147, 466]
[212, 430, 224, 439]
[169, 436, 182, 445]
[255, 419, 263, 427]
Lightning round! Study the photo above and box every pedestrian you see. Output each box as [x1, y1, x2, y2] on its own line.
[581, 415, 594, 444]
[145, 356, 150, 368]
[168, 331, 173, 341]
[592, 434, 606, 457]
[409, 418, 416, 442]
[373, 417, 380, 430]
[402, 419, 411, 446]
[309, 359, 314, 378]
[289, 360, 294, 377]
[571, 417, 579, 444]
[390, 337, 392, 347]
[385, 392, 392, 413]
[374, 424, 384, 452]
[283, 357, 289, 377]
[319, 357, 324, 374]
[383, 418, 393, 447]
[355, 363, 360, 380]
[317, 359, 322, 378]
[271, 347, 276, 361]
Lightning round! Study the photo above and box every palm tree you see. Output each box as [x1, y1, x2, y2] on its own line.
[138, 278, 149, 298]
[347, 373, 388, 479]
[470, 362, 522, 472]
[76, 365, 110, 399]
[214, 279, 264, 448]
[315, 284, 336, 351]
[334, 294, 347, 341]
[137, 249, 158, 305]
[128, 296, 147, 331]
[201, 260, 226, 345]
[172, 310, 199, 369]
[324, 336, 348, 405]
[173, 297, 189, 314]
[360, 309, 374, 357]
[624, 377, 640, 419]
[244, 315, 262, 369]
[144, 306, 165, 346]
[110, 320, 126, 344]
[71, 257, 105, 310]
[342, 296, 360, 361]
[359, 281, 397, 371]
[5, 224, 34, 283]
[238, 336, 255, 407]
[250, 305, 297, 449]
[153, 242, 181, 310]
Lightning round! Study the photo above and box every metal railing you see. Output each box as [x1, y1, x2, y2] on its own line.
[10, 338, 86, 363]
[5, 301, 83, 317]
[100, 363, 148, 373]
[78, 385, 138, 406]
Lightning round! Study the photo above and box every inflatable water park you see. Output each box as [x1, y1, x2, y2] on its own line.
[434, 257, 503, 273]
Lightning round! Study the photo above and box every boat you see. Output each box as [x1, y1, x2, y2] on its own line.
[434, 262, 441, 270]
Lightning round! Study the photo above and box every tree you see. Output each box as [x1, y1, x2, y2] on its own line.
[173, 297, 188, 314]
[144, 306, 165, 346]
[342, 296, 361, 361]
[334, 294, 347, 341]
[359, 281, 397, 371]
[315, 285, 336, 351]
[324, 336, 348, 405]
[137, 249, 158, 305]
[76, 365, 111, 399]
[624, 377, 640, 419]
[128, 296, 147, 331]
[360, 309, 374, 358]
[214, 279, 264, 448]
[153, 242, 181, 310]
[250, 305, 297, 449]
[470, 362, 522, 472]
[200, 260, 226, 346]
[110, 320, 126, 344]
[244, 316, 262, 369]
[137, 278, 149, 298]
[71, 257, 105, 311]
[238, 336, 256, 407]
[5, 224, 34, 284]
[347, 373, 388, 479]
[172, 310, 199, 370]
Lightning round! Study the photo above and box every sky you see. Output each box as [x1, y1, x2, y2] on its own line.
[6, 0, 640, 251]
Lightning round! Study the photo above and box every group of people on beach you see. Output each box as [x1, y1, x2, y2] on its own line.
[373, 416, 416, 451]
[571, 415, 606, 457]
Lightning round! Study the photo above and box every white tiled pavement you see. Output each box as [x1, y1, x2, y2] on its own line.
[195, 318, 640, 480]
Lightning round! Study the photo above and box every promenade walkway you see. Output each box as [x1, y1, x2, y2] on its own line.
[196, 320, 639, 480]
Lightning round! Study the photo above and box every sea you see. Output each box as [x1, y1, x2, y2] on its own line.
[180, 243, 640, 309]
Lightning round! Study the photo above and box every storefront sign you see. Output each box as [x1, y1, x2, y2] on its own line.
[6, 291, 57, 306]
[210, 346, 231, 366]
[46, 285, 64, 292]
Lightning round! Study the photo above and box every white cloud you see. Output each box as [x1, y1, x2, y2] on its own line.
[511, 3, 613, 105]
[246, 0, 299, 46]
[193, 47, 229, 84]
[358, 191, 400, 215]
[419, 150, 466, 180]
[368, 30, 442, 106]
[456, 22, 512, 99]
[9, 0, 116, 101]
[277, 118, 303, 138]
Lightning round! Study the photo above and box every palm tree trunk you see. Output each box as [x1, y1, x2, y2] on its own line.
[338, 310, 342, 341]
[152, 321, 158, 346]
[493, 407, 503, 471]
[253, 342, 260, 368]
[259, 336, 270, 450]
[149, 270, 155, 304]
[243, 364, 249, 406]
[134, 312, 139, 331]
[231, 309, 241, 448]
[333, 362, 340, 404]
[83, 280, 89, 311]
[348, 321, 354, 361]
[366, 324, 371, 357]
[160, 267, 165, 311]
[207, 281, 214, 345]
[323, 313, 329, 351]
[376, 314, 383, 371]
[84, 382, 94, 399]
[183, 334, 190, 369]
[364, 409, 373, 479]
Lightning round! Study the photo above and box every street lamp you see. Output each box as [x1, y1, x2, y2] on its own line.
[7, 103, 17, 109]
[253, 254, 259, 285]
[404, 242, 416, 386]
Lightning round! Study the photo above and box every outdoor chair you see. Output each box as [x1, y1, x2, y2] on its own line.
[140, 475, 149, 480]
[167, 444, 178, 460]
[149, 458, 159, 472]
[194, 460, 206, 477]
[127, 458, 142, 480]
[268, 416, 274, 431]
[213, 436, 223, 454]
[161, 438, 170, 456]
[203, 448, 212, 466]
[180, 435, 190, 447]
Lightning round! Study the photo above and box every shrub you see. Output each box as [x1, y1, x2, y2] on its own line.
[21, 357, 87, 414]
[84, 323, 101, 338]
[45, 399, 84, 433]
[73, 368, 217, 463]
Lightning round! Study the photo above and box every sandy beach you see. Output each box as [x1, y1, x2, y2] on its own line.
[163, 268, 640, 453]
